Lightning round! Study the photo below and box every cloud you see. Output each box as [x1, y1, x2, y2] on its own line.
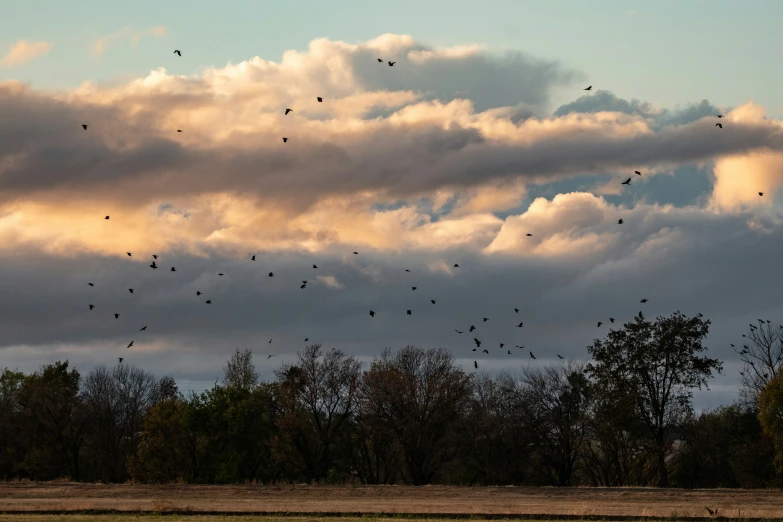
[1, 40, 52, 68]
[0, 34, 781, 408]
[91, 26, 166, 59]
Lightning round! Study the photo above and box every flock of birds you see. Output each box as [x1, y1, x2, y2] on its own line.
[79, 50, 761, 371]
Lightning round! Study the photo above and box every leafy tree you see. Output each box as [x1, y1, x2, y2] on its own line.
[759, 367, 783, 479]
[586, 311, 722, 487]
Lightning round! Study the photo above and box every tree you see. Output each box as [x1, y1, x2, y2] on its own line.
[733, 319, 783, 405]
[585, 311, 722, 487]
[0, 368, 26, 480]
[758, 367, 783, 479]
[361, 346, 472, 485]
[519, 362, 592, 486]
[223, 348, 258, 391]
[274, 344, 362, 482]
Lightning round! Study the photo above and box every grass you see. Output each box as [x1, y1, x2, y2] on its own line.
[1, 484, 781, 519]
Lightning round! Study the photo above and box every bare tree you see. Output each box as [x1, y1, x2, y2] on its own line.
[361, 346, 472, 485]
[223, 348, 258, 391]
[733, 319, 783, 404]
[274, 344, 362, 482]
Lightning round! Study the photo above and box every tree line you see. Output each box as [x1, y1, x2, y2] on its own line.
[2, 310, 783, 487]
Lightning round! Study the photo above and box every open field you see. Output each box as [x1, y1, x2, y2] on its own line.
[1, 484, 782, 519]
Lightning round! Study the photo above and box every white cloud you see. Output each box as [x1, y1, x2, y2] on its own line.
[91, 26, 166, 59]
[1, 40, 52, 68]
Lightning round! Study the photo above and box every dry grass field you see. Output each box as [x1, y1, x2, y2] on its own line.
[1, 484, 782, 519]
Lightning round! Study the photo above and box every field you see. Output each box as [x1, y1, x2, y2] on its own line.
[2, 484, 782, 520]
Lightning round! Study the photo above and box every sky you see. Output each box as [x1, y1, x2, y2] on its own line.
[2, 1, 783, 408]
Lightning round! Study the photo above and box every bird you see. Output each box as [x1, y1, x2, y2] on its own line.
[89, 304, 95, 310]
[118, 358, 123, 363]
[177, 129, 182, 132]
[82, 124, 88, 130]
[406, 310, 411, 315]
[285, 108, 293, 115]
[268, 272, 274, 277]
[196, 291, 202, 296]
[618, 219, 623, 224]
[514, 308, 519, 313]
[507, 350, 512, 355]
[174, 50, 181, 56]
[304, 338, 309, 342]
[516, 345, 525, 349]
[621, 178, 631, 185]
[205, 300, 211, 304]
[377, 58, 383, 63]
[716, 123, 722, 128]
[140, 326, 147, 331]
[412, 286, 417, 290]
[499, 343, 505, 348]
[152, 255, 158, 259]
[127, 341, 133, 348]
[317, 97, 323, 102]
[128, 289, 134, 294]
[530, 352, 536, 359]
[268, 339, 272, 343]
[635, 170, 642, 175]
[584, 85, 592, 90]
[526, 233, 533, 237]
[516, 322, 524, 328]
[114, 313, 119, 319]
[105, 216, 109, 219]
[88, 283, 94, 287]
[171, 267, 176, 272]
[431, 300, 436, 304]
[218, 273, 224, 276]
[609, 318, 615, 323]
[453, 263, 460, 268]
[717, 114, 723, 118]
[353, 252, 359, 255]
[597, 321, 602, 327]
[474, 338, 481, 348]
[474, 361, 478, 369]
[483, 318, 489, 322]
[482, 349, 489, 354]
[150, 261, 158, 269]
[300, 283, 306, 289]
[405, 269, 410, 272]
[251, 255, 256, 261]
[455, 330, 464, 334]
[388, 61, 395, 66]
[268, 355, 274, 359]
[127, 252, 132, 257]
[469, 325, 476, 332]
[369, 310, 375, 317]
[759, 192, 764, 196]
[640, 298, 648, 303]
[313, 264, 318, 268]
[282, 137, 288, 143]
[557, 355, 564, 359]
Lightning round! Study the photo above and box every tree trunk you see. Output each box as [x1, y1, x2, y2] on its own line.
[656, 447, 668, 487]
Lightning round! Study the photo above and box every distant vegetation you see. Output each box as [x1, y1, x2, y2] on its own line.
[1, 311, 782, 487]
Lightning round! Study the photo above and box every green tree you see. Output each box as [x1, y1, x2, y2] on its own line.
[586, 311, 722, 487]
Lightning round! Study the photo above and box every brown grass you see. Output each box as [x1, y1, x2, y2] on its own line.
[0, 484, 781, 519]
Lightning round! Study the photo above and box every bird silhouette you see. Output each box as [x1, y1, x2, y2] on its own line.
[114, 313, 119, 319]
[119, 358, 123, 363]
[377, 58, 383, 62]
[388, 61, 395, 66]
[140, 326, 147, 331]
[716, 123, 722, 128]
[621, 178, 631, 185]
[251, 255, 256, 261]
[499, 343, 505, 348]
[218, 273, 224, 276]
[174, 50, 181, 56]
[483, 318, 488, 322]
[516, 322, 524, 328]
[507, 350, 512, 355]
[526, 233, 532, 236]
[474, 338, 481, 347]
[317, 97, 323, 102]
[127, 252, 132, 257]
[597, 321, 602, 327]
[412, 286, 417, 290]
[759, 192, 764, 196]
[268, 339, 272, 343]
[152, 255, 158, 259]
[717, 114, 723, 118]
[609, 318, 615, 323]
[150, 261, 157, 269]
[128, 289, 134, 293]
[474, 361, 478, 369]
[514, 308, 519, 313]
[196, 291, 202, 296]
[313, 264, 318, 268]
[82, 124, 88, 130]
[455, 329, 463, 334]
[89, 304, 95, 310]
[127, 341, 133, 348]
[584, 85, 592, 90]
[105, 216, 109, 219]
[453, 263, 460, 268]
[482, 349, 489, 354]
[406, 310, 412, 315]
[530, 352, 536, 359]
[88, 283, 94, 286]
[641, 298, 648, 303]
[557, 355, 564, 359]
[268, 272, 274, 277]
[470, 325, 476, 332]
[618, 219, 623, 224]
[205, 300, 211, 304]
[268, 354, 274, 359]
[635, 170, 642, 175]
[285, 108, 292, 115]
[431, 300, 436, 304]
[369, 310, 375, 317]
[283, 137, 288, 143]
[170, 267, 176, 272]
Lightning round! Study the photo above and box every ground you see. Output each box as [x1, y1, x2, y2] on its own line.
[1, 484, 781, 520]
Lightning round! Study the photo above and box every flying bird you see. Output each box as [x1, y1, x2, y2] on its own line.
[283, 137, 288, 142]
[268, 272, 274, 277]
[621, 178, 631, 185]
[716, 123, 722, 128]
[609, 318, 615, 323]
[759, 192, 764, 196]
[482, 349, 489, 354]
[152, 255, 158, 259]
[369, 310, 375, 317]
[516, 322, 524, 328]
[353, 252, 359, 255]
[313, 264, 318, 268]
[500, 343, 505, 348]
[150, 261, 157, 269]
[407, 310, 411, 315]
[317, 97, 323, 102]
[557, 355, 564, 359]
[304, 338, 309, 342]
[268, 355, 274, 359]
[635, 171, 642, 175]
[431, 300, 436, 304]
[514, 308, 519, 313]
[119, 358, 123, 363]
[268, 339, 272, 343]
[285, 108, 293, 115]
[530, 352, 536, 359]
[140, 326, 147, 331]
[114, 313, 119, 319]
[82, 124, 88, 130]
[218, 273, 224, 276]
[128, 289, 134, 293]
[127, 252, 132, 257]
[618, 219, 623, 224]
[483, 318, 489, 322]
[377, 58, 383, 62]
[388, 61, 395, 66]
[474, 361, 478, 369]
[89, 304, 95, 310]
[597, 321, 602, 327]
[474, 338, 481, 347]
[405, 269, 410, 272]
[508, 350, 512, 355]
[196, 291, 202, 296]
[174, 50, 181, 56]
[412, 286, 417, 290]
[584, 85, 592, 90]
[88, 283, 94, 286]
[470, 325, 476, 332]
[453, 263, 460, 268]
[205, 300, 211, 304]
[251, 255, 256, 261]
[717, 114, 723, 118]
[127, 341, 133, 348]
[455, 330, 463, 334]
[105, 216, 109, 219]
[641, 298, 648, 303]
[526, 233, 533, 237]
[177, 129, 182, 132]
[171, 267, 176, 271]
